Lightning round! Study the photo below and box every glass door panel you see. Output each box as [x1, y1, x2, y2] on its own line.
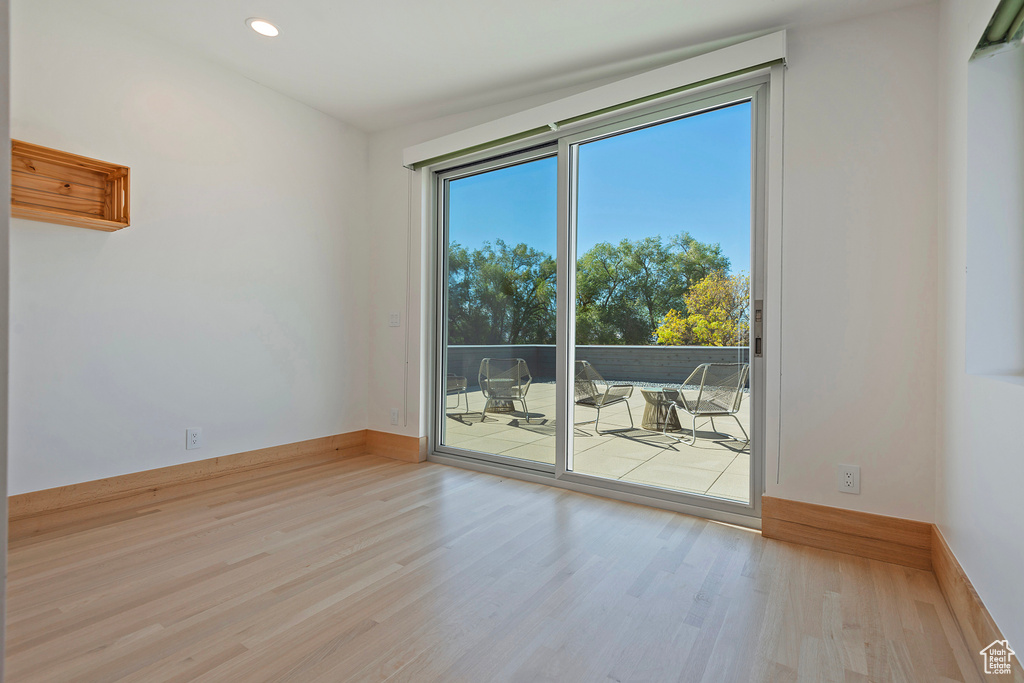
[439, 154, 558, 466]
[569, 102, 753, 503]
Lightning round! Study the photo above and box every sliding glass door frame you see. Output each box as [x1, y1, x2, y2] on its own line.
[431, 77, 769, 523]
[556, 81, 768, 520]
[432, 144, 560, 474]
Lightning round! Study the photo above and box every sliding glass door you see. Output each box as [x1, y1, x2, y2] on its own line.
[437, 149, 558, 469]
[565, 100, 755, 504]
[434, 79, 767, 520]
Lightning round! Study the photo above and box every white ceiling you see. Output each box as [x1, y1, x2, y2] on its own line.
[83, 0, 923, 132]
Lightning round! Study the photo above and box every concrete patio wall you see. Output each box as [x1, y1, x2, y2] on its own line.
[447, 345, 556, 385]
[576, 346, 749, 384]
[447, 345, 749, 387]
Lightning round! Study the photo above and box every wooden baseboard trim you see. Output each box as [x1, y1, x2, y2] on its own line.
[933, 526, 1024, 681]
[9, 428, 432, 525]
[763, 497, 1022, 679]
[7, 431, 373, 539]
[8, 428, 430, 541]
[761, 496, 932, 570]
[366, 430, 427, 463]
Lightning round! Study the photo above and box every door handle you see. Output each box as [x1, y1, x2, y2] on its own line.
[754, 299, 763, 358]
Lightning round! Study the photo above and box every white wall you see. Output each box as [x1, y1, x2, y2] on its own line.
[964, 44, 1024, 377]
[937, 0, 1024, 651]
[369, 3, 941, 522]
[767, 3, 939, 521]
[9, 0, 370, 494]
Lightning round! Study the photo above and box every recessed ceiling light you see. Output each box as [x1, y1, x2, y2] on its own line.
[246, 18, 279, 37]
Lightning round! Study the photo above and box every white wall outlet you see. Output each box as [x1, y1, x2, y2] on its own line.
[390, 408, 400, 425]
[186, 428, 202, 450]
[388, 312, 401, 327]
[838, 464, 860, 494]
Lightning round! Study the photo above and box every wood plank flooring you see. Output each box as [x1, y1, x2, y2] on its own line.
[6, 454, 982, 682]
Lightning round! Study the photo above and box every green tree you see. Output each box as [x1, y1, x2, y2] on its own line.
[575, 232, 730, 345]
[447, 240, 556, 345]
[448, 232, 732, 347]
[575, 241, 647, 344]
[670, 232, 732, 290]
[655, 271, 750, 346]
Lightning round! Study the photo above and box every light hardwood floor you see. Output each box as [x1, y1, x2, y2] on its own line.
[6, 454, 982, 682]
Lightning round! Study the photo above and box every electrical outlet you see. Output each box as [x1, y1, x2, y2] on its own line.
[390, 409, 400, 425]
[186, 428, 202, 450]
[389, 313, 401, 327]
[837, 464, 860, 494]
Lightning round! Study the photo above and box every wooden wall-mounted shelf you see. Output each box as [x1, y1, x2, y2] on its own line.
[11, 140, 130, 232]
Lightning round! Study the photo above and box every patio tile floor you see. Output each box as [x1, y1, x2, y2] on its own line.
[441, 382, 750, 503]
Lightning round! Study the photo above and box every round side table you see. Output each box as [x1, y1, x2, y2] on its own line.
[639, 388, 682, 432]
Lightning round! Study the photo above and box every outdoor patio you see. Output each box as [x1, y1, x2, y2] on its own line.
[442, 381, 750, 503]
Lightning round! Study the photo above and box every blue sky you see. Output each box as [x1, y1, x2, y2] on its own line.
[448, 101, 751, 275]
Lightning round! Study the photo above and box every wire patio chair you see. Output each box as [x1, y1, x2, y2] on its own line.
[445, 374, 469, 414]
[478, 358, 534, 423]
[574, 360, 634, 434]
[663, 362, 749, 446]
